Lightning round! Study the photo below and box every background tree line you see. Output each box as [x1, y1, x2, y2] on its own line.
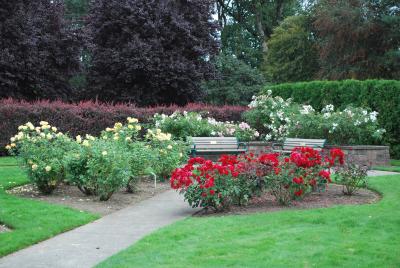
[0, 0, 399, 106]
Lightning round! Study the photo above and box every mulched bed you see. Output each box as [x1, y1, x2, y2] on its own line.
[7, 178, 170, 216]
[194, 184, 380, 217]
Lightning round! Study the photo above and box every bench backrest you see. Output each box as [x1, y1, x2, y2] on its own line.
[191, 137, 239, 150]
[283, 138, 326, 151]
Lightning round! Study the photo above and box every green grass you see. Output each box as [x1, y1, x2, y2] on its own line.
[0, 157, 18, 167]
[373, 159, 400, 173]
[98, 175, 400, 268]
[0, 157, 99, 257]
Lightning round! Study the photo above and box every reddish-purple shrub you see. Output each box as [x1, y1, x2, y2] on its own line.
[0, 98, 247, 155]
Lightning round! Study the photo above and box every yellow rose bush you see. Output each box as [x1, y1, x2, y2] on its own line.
[145, 128, 189, 179]
[6, 117, 189, 199]
[6, 121, 73, 194]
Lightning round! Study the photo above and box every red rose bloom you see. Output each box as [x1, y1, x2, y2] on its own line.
[292, 177, 304, 184]
[294, 189, 303, 196]
[209, 189, 215, 195]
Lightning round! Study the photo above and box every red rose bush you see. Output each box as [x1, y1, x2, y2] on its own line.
[170, 147, 345, 210]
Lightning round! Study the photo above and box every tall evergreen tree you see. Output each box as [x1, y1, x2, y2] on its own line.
[85, 0, 219, 106]
[0, 0, 81, 100]
[263, 15, 319, 83]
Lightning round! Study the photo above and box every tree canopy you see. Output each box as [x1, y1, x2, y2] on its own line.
[85, 0, 219, 106]
[0, 0, 81, 100]
[263, 15, 319, 83]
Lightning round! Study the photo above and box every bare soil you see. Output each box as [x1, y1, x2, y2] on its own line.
[194, 184, 380, 217]
[7, 178, 170, 216]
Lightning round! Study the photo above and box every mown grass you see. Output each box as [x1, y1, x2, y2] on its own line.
[0, 157, 98, 257]
[373, 159, 400, 173]
[98, 174, 400, 268]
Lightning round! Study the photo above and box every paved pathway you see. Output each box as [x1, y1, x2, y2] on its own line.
[0, 190, 197, 268]
[367, 170, 399, 177]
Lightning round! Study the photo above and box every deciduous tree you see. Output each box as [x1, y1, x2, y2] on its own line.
[85, 0, 219, 106]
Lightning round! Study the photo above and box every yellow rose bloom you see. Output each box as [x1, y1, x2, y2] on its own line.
[167, 145, 173, 150]
[102, 151, 108, 156]
[128, 124, 134, 129]
[5, 145, 11, 150]
[51, 127, 57, 132]
[76, 135, 82, 143]
[45, 166, 52, 172]
[32, 164, 38, 171]
[135, 125, 142, 131]
[10, 143, 16, 147]
[82, 140, 90, 147]
[114, 122, 123, 129]
[40, 121, 49, 126]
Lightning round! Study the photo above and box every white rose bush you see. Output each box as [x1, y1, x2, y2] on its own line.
[245, 91, 385, 145]
[153, 111, 259, 142]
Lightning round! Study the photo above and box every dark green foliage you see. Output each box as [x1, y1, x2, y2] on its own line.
[263, 80, 400, 157]
[203, 54, 265, 105]
[263, 15, 319, 83]
[217, 0, 300, 68]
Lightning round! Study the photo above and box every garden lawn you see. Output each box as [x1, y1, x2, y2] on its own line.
[373, 159, 400, 173]
[0, 156, 18, 167]
[98, 175, 400, 268]
[0, 157, 98, 257]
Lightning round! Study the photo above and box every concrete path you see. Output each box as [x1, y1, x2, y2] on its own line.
[368, 170, 399, 177]
[0, 190, 197, 268]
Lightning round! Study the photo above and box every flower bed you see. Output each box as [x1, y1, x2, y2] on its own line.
[5, 119, 189, 201]
[170, 146, 358, 211]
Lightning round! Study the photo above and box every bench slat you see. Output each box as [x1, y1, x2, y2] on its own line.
[191, 136, 246, 156]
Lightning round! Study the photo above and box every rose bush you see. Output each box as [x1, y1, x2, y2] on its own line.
[244, 92, 385, 145]
[264, 147, 345, 205]
[6, 121, 74, 194]
[154, 111, 259, 142]
[6, 117, 187, 200]
[171, 147, 346, 209]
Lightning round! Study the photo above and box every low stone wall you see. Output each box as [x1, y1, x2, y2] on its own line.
[246, 142, 390, 167]
[325, 145, 390, 167]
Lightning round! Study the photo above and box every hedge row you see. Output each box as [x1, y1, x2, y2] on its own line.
[0, 99, 247, 155]
[264, 79, 400, 158]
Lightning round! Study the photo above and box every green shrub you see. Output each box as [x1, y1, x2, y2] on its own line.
[263, 79, 400, 157]
[289, 106, 385, 145]
[335, 160, 368, 196]
[65, 137, 132, 201]
[244, 90, 300, 141]
[145, 128, 189, 179]
[154, 111, 259, 142]
[6, 121, 74, 194]
[202, 53, 266, 105]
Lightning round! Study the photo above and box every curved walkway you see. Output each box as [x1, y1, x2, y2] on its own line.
[0, 190, 198, 268]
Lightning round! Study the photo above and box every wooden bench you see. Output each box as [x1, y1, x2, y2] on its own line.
[190, 137, 247, 157]
[272, 138, 326, 154]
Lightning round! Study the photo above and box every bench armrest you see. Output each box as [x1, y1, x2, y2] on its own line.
[237, 142, 247, 151]
[271, 142, 283, 151]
